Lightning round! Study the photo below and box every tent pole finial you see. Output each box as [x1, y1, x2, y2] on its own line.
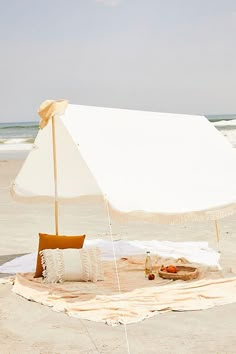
[52, 116, 59, 235]
[214, 220, 220, 253]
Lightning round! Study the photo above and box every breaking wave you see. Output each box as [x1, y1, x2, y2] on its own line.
[0, 138, 35, 144]
[213, 119, 236, 128]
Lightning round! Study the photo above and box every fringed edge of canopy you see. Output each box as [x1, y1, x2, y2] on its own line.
[10, 182, 236, 224]
[106, 201, 236, 225]
[10, 182, 104, 205]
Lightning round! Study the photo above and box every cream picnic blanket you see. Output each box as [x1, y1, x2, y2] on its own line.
[12, 256, 236, 326]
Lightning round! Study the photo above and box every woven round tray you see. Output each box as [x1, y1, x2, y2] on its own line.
[158, 265, 199, 281]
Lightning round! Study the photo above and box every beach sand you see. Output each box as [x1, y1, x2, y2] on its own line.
[1, 159, 236, 353]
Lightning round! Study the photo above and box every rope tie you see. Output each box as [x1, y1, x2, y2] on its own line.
[104, 195, 131, 354]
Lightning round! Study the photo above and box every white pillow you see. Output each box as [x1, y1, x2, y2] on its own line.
[40, 247, 104, 283]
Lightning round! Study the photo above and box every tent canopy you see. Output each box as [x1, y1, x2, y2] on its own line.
[11, 104, 236, 223]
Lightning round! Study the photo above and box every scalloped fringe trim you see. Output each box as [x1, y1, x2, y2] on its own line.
[40, 250, 53, 282]
[79, 248, 104, 282]
[55, 249, 65, 283]
[40, 249, 64, 283]
[80, 249, 91, 282]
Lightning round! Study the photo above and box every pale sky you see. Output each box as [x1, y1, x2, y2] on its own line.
[1, 0, 236, 122]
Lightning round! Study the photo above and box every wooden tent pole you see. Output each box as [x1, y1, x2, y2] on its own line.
[52, 115, 59, 235]
[214, 220, 220, 253]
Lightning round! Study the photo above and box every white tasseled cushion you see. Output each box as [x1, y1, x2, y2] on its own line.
[40, 247, 104, 283]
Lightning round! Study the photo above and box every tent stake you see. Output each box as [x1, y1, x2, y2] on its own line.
[214, 220, 220, 253]
[52, 115, 59, 235]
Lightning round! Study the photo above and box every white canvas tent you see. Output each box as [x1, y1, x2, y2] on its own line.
[11, 103, 236, 226]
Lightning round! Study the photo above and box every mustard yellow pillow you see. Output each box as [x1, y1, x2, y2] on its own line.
[35, 233, 86, 278]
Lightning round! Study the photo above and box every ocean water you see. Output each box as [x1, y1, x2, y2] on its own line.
[206, 114, 236, 148]
[0, 114, 236, 152]
[0, 121, 39, 145]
